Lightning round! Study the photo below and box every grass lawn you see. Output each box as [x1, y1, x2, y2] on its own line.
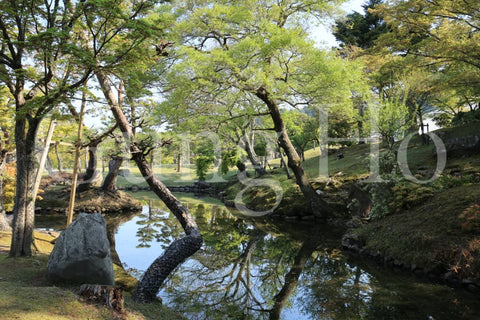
[0, 231, 185, 320]
[114, 164, 238, 189]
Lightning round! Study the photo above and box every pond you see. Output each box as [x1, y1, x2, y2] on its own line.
[34, 193, 480, 319]
[111, 192, 480, 320]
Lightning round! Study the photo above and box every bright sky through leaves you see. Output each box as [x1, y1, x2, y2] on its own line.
[312, 0, 368, 48]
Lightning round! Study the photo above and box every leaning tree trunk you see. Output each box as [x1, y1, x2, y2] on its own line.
[256, 87, 329, 217]
[102, 156, 123, 192]
[242, 132, 267, 176]
[129, 152, 203, 302]
[10, 115, 40, 257]
[96, 70, 203, 303]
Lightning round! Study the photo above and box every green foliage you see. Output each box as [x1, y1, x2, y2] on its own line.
[0, 87, 14, 144]
[220, 149, 240, 175]
[365, 98, 413, 149]
[195, 141, 215, 181]
[432, 112, 454, 128]
[379, 149, 397, 175]
[159, 0, 367, 150]
[431, 174, 477, 190]
[365, 181, 394, 219]
[451, 110, 480, 126]
[369, 0, 480, 132]
[334, 0, 387, 50]
[283, 110, 321, 153]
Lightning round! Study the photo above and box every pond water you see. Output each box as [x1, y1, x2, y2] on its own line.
[113, 193, 480, 320]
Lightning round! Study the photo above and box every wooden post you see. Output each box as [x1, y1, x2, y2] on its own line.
[66, 86, 87, 227]
[32, 119, 56, 200]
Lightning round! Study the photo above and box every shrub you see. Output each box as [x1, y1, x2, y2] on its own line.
[365, 181, 394, 219]
[390, 181, 435, 211]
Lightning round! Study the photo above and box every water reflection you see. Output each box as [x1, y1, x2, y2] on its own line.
[115, 198, 480, 320]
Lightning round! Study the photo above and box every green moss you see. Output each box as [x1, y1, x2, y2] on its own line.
[354, 184, 480, 281]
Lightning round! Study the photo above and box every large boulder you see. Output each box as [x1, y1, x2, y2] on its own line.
[47, 213, 114, 285]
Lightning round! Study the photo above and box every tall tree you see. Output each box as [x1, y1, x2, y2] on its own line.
[164, 0, 366, 216]
[67, 0, 203, 301]
[371, 0, 480, 125]
[0, 0, 94, 256]
[334, 0, 387, 50]
[96, 69, 203, 303]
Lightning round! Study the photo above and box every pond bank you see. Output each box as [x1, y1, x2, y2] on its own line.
[342, 183, 480, 294]
[36, 186, 142, 215]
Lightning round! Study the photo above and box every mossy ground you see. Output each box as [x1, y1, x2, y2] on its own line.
[352, 183, 480, 281]
[37, 186, 142, 214]
[0, 232, 185, 320]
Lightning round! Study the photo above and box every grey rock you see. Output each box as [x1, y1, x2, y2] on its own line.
[47, 213, 114, 285]
[341, 232, 364, 250]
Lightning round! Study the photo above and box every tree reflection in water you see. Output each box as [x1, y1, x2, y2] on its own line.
[116, 200, 480, 320]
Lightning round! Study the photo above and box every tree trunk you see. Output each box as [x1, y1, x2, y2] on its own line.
[67, 92, 87, 227]
[236, 161, 250, 177]
[96, 70, 202, 303]
[256, 87, 329, 217]
[77, 125, 118, 193]
[79, 284, 124, 313]
[54, 142, 63, 172]
[10, 113, 40, 257]
[45, 154, 54, 176]
[299, 148, 305, 162]
[277, 144, 292, 179]
[357, 102, 365, 144]
[77, 143, 99, 192]
[242, 132, 267, 176]
[418, 109, 428, 145]
[102, 156, 123, 192]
